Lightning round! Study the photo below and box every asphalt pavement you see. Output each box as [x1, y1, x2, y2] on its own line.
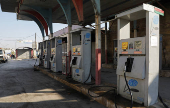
[0, 59, 106, 108]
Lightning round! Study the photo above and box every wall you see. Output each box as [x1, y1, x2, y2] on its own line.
[17, 49, 31, 59]
[101, 20, 117, 64]
[159, 3, 170, 69]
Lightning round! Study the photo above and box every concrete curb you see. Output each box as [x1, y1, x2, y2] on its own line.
[36, 67, 121, 108]
[160, 70, 170, 77]
[36, 66, 170, 108]
[102, 64, 114, 69]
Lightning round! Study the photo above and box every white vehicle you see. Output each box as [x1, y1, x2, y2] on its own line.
[0, 49, 8, 63]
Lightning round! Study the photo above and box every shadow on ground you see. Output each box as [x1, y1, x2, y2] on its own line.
[0, 60, 106, 108]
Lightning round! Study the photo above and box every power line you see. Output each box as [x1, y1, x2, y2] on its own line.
[1, 34, 35, 42]
[22, 34, 35, 40]
[36, 34, 43, 41]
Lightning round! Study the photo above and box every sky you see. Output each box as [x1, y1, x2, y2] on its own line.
[0, 5, 68, 49]
[0, 5, 107, 49]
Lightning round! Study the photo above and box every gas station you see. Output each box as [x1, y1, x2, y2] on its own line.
[0, 0, 170, 108]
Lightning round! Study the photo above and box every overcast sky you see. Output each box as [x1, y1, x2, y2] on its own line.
[0, 5, 68, 49]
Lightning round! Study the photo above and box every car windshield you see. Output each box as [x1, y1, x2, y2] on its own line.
[0, 50, 3, 54]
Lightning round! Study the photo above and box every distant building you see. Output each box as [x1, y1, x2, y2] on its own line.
[16, 47, 33, 59]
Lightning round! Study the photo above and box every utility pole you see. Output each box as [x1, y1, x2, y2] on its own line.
[34, 33, 37, 58]
[35, 33, 37, 50]
[105, 19, 108, 64]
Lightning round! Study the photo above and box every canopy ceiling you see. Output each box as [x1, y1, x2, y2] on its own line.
[0, 0, 154, 25]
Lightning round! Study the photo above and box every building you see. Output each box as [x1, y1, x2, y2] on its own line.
[16, 47, 33, 59]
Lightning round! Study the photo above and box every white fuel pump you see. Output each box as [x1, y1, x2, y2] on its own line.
[50, 37, 62, 72]
[71, 28, 92, 83]
[43, 40, 51, 68]
[116, 4, 164, 106]
[38, 42, 43, 66]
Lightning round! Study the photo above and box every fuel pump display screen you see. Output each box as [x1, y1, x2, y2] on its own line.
[134, 41, 142, 49]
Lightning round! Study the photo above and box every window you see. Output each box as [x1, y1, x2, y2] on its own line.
[0, 50, 3, 54]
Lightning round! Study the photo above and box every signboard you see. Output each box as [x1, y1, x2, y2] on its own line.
[122, 51, 128, 54]
[134, 41, 142, 49]
[73, 48, 76, 52]
[122, 42, 128, 49]
[18, 40, 33, 44]
[51, 48, 55, 54]
[154, 7, 164, 16]
[151, 36, 157, 46]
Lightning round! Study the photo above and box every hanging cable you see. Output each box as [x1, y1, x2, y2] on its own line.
[88, 86, 117, 108]
[123, 58, 133, 108]
[158, 93, 169, 108]
[83, 65, 95, 85]
[124, 72, 133, 108]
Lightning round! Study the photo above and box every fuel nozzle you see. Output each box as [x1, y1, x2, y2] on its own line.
[43, 55, 45, 59]
[125, 56, 134, 72]
[124, 62, 127, 72]
[50, 55, 54, 61]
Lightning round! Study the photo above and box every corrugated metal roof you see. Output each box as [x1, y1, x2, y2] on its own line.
[16, 47, 32, 50]
[0, 0, 153, 25]
[53, 25, 82, 37]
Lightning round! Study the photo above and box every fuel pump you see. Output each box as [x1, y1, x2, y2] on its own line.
[116, 4, 164, 106]
[43, 40, 51, 69]
[70, 28, 92, 83]
[50, 37, 62, 72]
[38, 42, 43, 66]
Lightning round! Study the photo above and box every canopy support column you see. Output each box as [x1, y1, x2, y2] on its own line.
[91, 0, 101, 85]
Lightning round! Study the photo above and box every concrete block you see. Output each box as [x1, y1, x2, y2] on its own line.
[102, 64, 114, 69]
[160, 70, 170, 77]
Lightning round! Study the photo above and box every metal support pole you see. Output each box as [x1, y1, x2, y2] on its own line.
[67, 26, 72, 75]
[50, 33, 53, 39]
[35, 33, 37, 58]
[105, 20, 108, 64]
[134, 20, 137, 38]
[35, 33, 37, 50]
[95, 15, 101, 85]
[48, 35, 50, 40]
